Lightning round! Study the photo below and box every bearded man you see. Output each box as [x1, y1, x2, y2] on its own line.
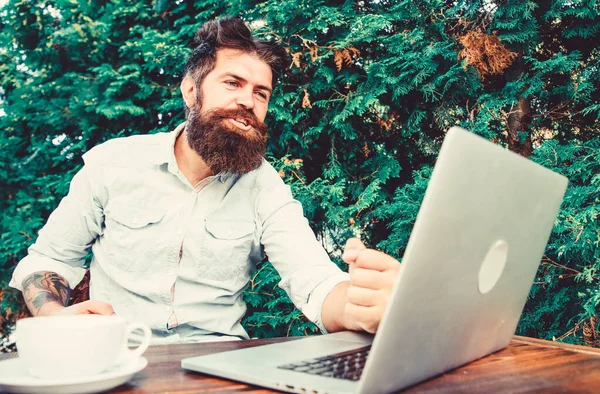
[10, 17, 400, 344]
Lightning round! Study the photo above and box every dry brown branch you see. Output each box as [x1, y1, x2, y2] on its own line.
[291, 52, 302, 69]
[302, 89, 312, 109]
[362, 141, 370, 157]
[458, 30, 517, 78]
[555, 317, 587, 341]
[541, 255, 584, 276]
[333, 46, 360, 71]
[376, 116, 393, 131]
[334, 50, 343, 71]
[583, 315, 599, 347]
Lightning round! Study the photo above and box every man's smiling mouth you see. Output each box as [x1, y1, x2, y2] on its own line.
[227, 118, 252, 131]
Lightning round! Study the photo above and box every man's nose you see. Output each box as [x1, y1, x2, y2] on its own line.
[236, 87, 255, 110]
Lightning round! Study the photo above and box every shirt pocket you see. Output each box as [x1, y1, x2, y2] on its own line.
[104, 206, 166, 272]
[198, 218, 255, 282]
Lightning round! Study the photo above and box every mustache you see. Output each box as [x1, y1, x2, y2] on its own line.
[205, 107, 267, 133]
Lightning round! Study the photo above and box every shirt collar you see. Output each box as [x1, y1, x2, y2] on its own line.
[160, 122, 232, 183]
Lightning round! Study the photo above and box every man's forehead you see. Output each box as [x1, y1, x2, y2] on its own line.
[212, 48, 273, 90]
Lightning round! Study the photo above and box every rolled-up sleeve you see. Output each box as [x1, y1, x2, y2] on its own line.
[9, 165, 105, 291]
[257, 177, 349, 333]
[300, 272, 349, 334]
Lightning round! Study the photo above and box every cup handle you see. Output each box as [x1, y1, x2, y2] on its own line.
[123, 322, 151, 359]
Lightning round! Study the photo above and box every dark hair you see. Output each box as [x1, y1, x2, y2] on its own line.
[183, 17, 288, 91]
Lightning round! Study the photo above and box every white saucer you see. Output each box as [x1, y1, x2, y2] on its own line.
[0, 356, 147, 394]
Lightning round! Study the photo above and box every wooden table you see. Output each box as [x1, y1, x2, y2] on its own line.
[3, 335, 600, 392]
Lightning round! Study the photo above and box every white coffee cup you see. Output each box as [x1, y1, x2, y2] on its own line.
[16, 315, 151, 379]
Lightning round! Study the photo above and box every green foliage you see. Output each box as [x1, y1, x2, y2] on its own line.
[1, 0, 600, 346]
[242, 260, 322, 338]
[374, 166, 433, 259]
[517, 138, 600, 343]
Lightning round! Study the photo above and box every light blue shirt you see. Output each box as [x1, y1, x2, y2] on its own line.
[10, 123, 349, 344]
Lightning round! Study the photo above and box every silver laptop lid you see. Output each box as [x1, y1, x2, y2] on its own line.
[357, 127, 568, 393]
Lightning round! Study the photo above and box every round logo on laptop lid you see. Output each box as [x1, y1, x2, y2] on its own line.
[478, 240, 509, 294]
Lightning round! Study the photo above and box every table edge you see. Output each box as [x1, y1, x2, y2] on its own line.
[2, 335, 600, 361]
[512, 335, 600, 356]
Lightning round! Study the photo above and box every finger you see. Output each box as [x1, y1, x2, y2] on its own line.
[346, 285, 387, 307]
[342, 238, 366, 263]
[342, 249, 360, 263]
[350, 267, 391, 290]
[345, 238, 366, 251]
[353, 249, 400, 272]
[78, 301, 115, 316]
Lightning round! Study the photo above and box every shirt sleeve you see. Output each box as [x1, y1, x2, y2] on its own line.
[300, 272, 350, 334]
[257, 173, 349, 333]
[9, 165, 105, 291]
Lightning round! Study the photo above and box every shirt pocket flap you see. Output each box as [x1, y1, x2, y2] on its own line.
[110, 207, 165, 229]
[205, 219, 255, 240]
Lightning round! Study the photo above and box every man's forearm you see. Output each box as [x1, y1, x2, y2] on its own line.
[321, 281, 352, 333]
[21, 271, 71, 316]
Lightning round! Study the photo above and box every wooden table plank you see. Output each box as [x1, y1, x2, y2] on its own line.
[114, 338, 299, 393]
[403, 336, 600, 393]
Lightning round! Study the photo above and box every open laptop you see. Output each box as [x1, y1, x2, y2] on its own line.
[182, 126, 568, 394]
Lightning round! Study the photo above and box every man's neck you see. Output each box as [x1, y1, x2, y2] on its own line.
[174, 130, 214, 186]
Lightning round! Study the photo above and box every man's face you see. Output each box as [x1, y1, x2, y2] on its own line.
[200, 48, 272, 124]
[184, 48, 273, 175]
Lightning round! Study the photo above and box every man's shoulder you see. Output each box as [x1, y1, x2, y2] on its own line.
[82, 132, 170, 169]
[236, 159, 285, 190]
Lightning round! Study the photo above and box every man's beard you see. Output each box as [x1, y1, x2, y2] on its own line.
[186, 106, 269, 175]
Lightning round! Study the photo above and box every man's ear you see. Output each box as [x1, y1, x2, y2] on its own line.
[180, 76, 196, 109]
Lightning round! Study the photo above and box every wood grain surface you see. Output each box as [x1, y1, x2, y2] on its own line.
[2, 335, 599, 393]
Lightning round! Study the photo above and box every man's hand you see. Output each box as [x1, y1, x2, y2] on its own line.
[54, 300, 116, 316]
[322, 238, 401, 334]
[21, 271, 115, 317]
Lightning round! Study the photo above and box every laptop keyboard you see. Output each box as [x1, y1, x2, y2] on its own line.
[277, 345, 371, 381]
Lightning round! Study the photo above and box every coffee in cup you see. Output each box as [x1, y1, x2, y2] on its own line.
[15, 315, 151, 379]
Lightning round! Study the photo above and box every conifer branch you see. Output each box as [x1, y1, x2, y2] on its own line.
[541, 255, 583, 276]
[555, 318, 587, 341]
[332, 89, 349, 100]
[290, 170, 306, 185]
[249, 264, 269, 289]
[287, 314, 300, 336]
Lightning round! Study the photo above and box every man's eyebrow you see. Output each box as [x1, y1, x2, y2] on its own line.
[223, 72, 272, 94]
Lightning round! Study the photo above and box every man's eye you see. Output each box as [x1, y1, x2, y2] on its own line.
[226, 81, 239, 87]
[256, 92, 268, 99]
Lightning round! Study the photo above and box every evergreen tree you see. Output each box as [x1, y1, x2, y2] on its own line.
[1, 0, 599, 346]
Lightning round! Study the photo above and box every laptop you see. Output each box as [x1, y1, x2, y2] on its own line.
[181, 126, 568, 394]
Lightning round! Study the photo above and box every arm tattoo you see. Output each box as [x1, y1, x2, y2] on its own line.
[21, 272, 71, 315]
